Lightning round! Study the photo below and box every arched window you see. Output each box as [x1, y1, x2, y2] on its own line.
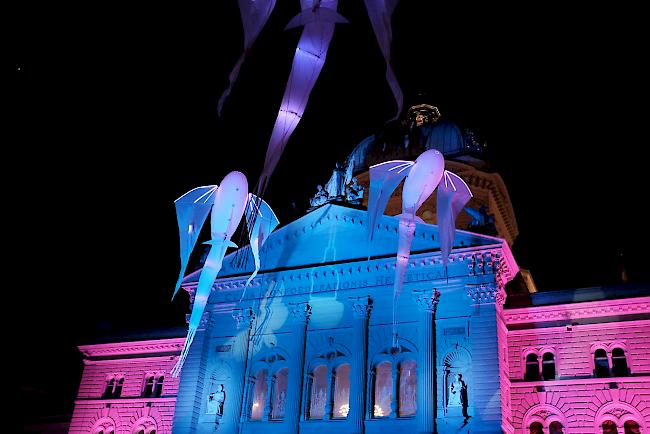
[542, 352, 556, 380]
[142, 375, 155, 397]
[612, 348, 628, 377]
[250, 369, 267, 421]
[309, 365, 328, 419]
[333, 364, 350, 419]
[549, 421, 564, 434]
[624, 420, 641, 434]
[373, 362, 392, 418]
[529, 421, 543, 434]
[153, 376, 164, 397]
[398, 360, 417, 417]
[271, 368, 288, 420]
[602, 420, 617, 434]
[594, 349, 609, 377]
[525, 353, 540, 381]
[103, 377, 115, 398]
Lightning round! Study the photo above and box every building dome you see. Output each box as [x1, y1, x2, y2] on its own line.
[347, 108, 484, 174]
[420, 119, 465, 156]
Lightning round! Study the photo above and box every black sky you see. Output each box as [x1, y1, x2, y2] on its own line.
[11, 2, 648, 428]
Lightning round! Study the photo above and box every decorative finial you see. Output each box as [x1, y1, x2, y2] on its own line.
[407, 104, 441, 126]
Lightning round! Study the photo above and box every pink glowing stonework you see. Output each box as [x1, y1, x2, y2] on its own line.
[69, 338, 184, 434]
[70, 203, 650, 433]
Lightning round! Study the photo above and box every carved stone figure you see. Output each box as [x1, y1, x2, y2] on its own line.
[325, 162, 346, 199]
[448, 373, 465, 407]
[310, 184, 330, 207]
[208, 384, 226, 416]
[345, 177, 364, 204]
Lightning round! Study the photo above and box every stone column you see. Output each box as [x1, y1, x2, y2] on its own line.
[348, 296, 373, 434]
[285, 302, 311, 432]
[413, 289, 440, 434]
[263, 372, 274, 421]
[226, 307, 254, 431]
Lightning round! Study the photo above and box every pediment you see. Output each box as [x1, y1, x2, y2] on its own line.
[183, 204, 503, 284]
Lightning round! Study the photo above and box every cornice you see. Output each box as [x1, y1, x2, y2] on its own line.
[503, 296, 650, 325]
[78, 338, 185, 358]
[182, 244, 517, 304]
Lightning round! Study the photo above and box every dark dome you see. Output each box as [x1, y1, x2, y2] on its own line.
[420, 120, 465, 155]
[347, 118, 483, 173]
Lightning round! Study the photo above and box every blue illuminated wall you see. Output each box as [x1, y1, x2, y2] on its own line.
[172, 204, 518, 434]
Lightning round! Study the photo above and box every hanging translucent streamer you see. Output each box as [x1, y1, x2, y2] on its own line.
[172, 185, 217, 301]
[172, 172, 249, 377]
[367, 150, 472, 345]
[241, 194, 280, 300]
[367, 160, 414, 241]
[436, 170, 473, 267]
[258, 0, 347, 194]
[217, 0, 277, 115]
[363, 0, 403, 119]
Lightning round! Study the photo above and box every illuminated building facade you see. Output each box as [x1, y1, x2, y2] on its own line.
[70, 114, 650, 433]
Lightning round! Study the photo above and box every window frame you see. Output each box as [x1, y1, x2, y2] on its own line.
[303, 344, 351, 421]
[246, 347, 291, 422]
[368, 342, 418, 420]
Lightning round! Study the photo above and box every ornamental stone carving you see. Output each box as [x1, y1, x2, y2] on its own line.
[605, 406, 631, 419]
[467, 283, 505, 305]
[413, 288, 441, 313]
[289, 302, 312, 324]
[349, 295, 373, 318]
[232, 307, 255, 330]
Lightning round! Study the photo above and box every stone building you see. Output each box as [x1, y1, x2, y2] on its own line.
[69, 110, 650, 433]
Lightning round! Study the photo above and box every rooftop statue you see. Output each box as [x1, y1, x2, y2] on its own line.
[325, 162, 346, 199]
[345, 177, 364, 205]
[309, 184, 330, 208]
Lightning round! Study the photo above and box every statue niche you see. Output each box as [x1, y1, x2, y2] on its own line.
[441, 349, 471, 419]
[207, 384, 226, 417]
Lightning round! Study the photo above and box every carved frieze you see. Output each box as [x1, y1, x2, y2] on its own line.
[467, 283, 505, 305]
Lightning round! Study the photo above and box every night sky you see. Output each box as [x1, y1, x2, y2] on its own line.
[11, 2, 647, 428]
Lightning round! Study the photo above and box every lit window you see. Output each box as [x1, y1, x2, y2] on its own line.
[542, 352, 556, 380]
[373, 362, 392, 418]
[594, 349, 609, 377]
[333, 364, 350, 419]
[549, 421, 564, 434]
[271, 368, 288, 419]
[612, 348, 628, 377]
[250, 369, 267, 420]
[529, 421, 543, 434]
[602, 420, 617, 434]
[398, 360, 417, 416]
[525, 354, 539, 381]
[624, 420, 641, 434]
[309, 365, 328, 419]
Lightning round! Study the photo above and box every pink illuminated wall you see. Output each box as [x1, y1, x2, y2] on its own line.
[69, 338, 184, 434]
[502, 295, 650, 433]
